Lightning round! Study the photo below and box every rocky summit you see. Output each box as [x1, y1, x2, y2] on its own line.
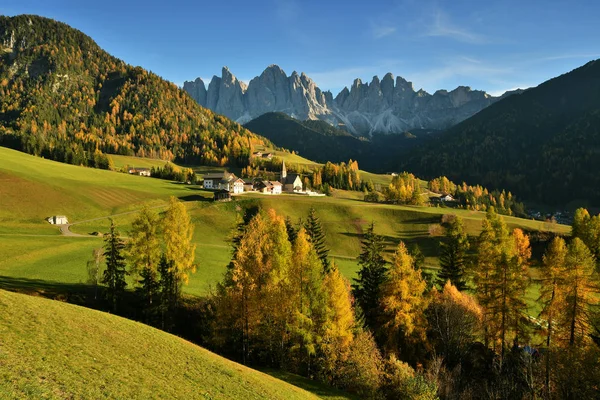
[183, 65, 515, 136]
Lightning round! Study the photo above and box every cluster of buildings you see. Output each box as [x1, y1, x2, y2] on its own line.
[203, 161, 303, 201]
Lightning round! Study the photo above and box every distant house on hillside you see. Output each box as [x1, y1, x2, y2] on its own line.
[128, 168, 151, 177]
[262, 153, 273, 160]
[252, 151, 263, 158]
[441, 194, 455, 202]
[47, 215, 68, 225]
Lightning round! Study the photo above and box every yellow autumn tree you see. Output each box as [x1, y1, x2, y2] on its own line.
[427, 281, 482, 366]
[319, 264, 356, 384]
[379, 241, 429, 358]
[162, 196, 196, 285]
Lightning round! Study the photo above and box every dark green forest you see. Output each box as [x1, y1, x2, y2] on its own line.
[400, 59, 600, 207]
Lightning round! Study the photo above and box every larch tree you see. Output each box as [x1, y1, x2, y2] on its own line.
[538, 236, 568, 395]
[86, 247, 104, 300]
[289, 228, 327, 375]
[473, 208, 531, 357]
[320, 263, 356, 383]
[102, 220, 127, 313]
[304, 206, 330, 273]
[427, 282, 482, 367]
[379, 241, 429, 358]
[473, 207, 507, 350]
[437, 215, 470, 290]
[128, 206, 161, 309]
[352, 222, 388, 334]
[560, 238, 598, 347]
[162, 197, 196, 295]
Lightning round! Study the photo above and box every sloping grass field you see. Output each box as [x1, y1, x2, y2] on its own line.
[0, 147, 570, 298]
[0, 289, 350, 400]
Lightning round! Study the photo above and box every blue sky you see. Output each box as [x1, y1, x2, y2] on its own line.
[3, 0, 600, 95]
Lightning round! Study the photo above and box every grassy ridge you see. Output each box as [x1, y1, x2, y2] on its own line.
[0, 289, 349, 400]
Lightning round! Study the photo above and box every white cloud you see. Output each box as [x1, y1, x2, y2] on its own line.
[425, 8, 486, 44]
[372, 25, 397, 39]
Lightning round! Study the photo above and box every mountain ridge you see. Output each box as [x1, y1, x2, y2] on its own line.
[399, 59, 600, 206]
[184, 65, 518, 136]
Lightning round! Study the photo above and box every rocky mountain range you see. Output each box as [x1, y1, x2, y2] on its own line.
[184, 65, 516, 136]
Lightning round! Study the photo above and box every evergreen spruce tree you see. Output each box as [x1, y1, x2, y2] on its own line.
[352, 222, 388, 334]
[437, 216, 470, 290]
[304, 207, 330, 272]
[285, 215, 298, 244]
[102, 220, 127, 313]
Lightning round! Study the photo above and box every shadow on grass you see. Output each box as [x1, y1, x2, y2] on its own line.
[0, 275, 102, 307]
[339, 232, 440, 258]
[260, 368, 359, 400]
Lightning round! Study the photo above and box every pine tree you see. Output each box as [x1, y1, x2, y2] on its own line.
[379, 241, 429, 358]
[102, 220, 127, 313]
[304, 206, 330, 272]
[285, 215, 298, 244]
[352, 222, 387, 334]
[437, 216, 470, 290]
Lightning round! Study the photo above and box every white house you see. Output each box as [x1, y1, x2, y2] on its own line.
[232, 178, 245, 194]
[271, 181, 282, 195]
[128, 168, 151, 177]
[441, 194, 455, 202]
[203, 172, 238, 191]
[47, 215, 68, 225]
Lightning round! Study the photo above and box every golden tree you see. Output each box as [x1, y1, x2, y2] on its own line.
[379, 241, 429, 358]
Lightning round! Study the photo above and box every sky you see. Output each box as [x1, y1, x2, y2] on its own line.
[3, 0, 600, 96]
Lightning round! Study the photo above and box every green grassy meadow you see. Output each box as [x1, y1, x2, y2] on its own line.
[0, 289, 347, 400]
[0, 147, 570, 300]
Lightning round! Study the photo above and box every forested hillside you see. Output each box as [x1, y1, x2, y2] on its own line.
[400, 59, 600, 207]
[0, 15, 270, 167]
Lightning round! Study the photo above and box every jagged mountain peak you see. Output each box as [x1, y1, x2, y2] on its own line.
[184, 65, 507, 135]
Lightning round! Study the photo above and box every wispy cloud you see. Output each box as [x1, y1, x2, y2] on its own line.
[539, 53, 600, 61]
[372, 25, 397, 39]
[409, 56, 512, 92]
[426, 8, 486, 44]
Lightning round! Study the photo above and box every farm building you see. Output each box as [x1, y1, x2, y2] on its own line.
[213, 190, 232, 202]
[128, 168, 151, 177]
[47, 215, 68, 225]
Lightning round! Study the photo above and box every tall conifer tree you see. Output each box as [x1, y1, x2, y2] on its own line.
[352, 222, 387, 334]
[304, 206, 330, 272]
[437, 216, 470, 290]
[102, 220, 127, 313]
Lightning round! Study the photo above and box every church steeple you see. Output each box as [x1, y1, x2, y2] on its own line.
[281, 159, 287, 182]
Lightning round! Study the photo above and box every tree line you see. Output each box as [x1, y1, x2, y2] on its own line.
[86, 198, 600, 399]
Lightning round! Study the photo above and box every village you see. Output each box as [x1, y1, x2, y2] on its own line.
[202, 160, 325, 201]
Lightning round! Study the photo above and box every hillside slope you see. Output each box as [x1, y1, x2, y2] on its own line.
[401, 59, 600, 207]
[244, 112, 429, 170]
[0, 15, 270, 167]
[0, 289, 339, 399]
